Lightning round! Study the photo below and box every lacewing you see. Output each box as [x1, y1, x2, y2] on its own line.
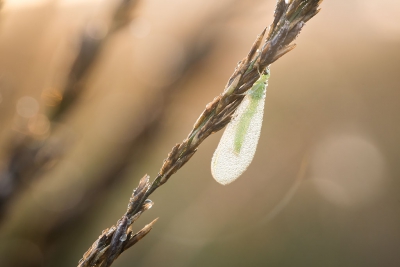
[211, 70, 270, 185]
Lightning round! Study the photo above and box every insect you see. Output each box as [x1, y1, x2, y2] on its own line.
[211, 69, 270, 185]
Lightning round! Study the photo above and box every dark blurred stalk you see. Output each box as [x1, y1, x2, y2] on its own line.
[0, 0, 140, 222]
[49, 0, 141, 121]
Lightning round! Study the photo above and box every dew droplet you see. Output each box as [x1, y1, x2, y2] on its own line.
[119, 234, 127, 242]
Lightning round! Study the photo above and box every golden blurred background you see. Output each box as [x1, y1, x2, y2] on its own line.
[0, 0, 399, 266]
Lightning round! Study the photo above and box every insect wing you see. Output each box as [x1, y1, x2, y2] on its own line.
[211, 84, 267, 185]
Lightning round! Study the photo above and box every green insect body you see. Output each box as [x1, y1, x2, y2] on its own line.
[233, 74, 269, 154]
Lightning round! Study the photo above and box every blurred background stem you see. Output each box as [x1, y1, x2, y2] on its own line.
[0, 0, 140, 222]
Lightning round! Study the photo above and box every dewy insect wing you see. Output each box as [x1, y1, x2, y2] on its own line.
[211, 73, 269, 185]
